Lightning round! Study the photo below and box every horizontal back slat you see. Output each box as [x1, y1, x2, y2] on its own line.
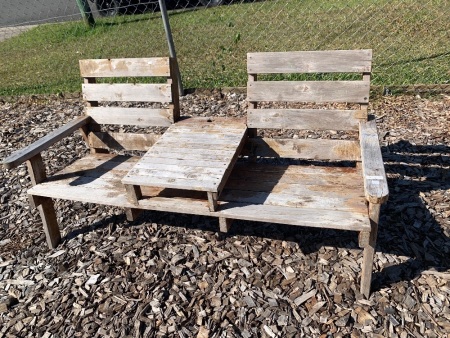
[248, 81, 369, 103]
[87, 107, 174, 127]
[82, 83, 172, 102]
[245, 137, 361, 161]
[247, 109, 362, 131]
[248, 50, 372, 74]
[89, 132, 160, 151]
[80, 58, 170, 77]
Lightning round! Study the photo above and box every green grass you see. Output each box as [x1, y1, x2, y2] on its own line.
[0, 0, 448, 96]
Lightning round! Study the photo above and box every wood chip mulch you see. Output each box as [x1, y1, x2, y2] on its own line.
[0, 93, 449, 337]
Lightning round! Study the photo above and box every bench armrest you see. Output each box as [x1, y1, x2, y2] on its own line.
[2, 116, 91, 170]
[359, 118, 389, 204]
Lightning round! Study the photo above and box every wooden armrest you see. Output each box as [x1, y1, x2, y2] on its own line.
[2, 116, 91, 170]
[359, 118, 389, 204]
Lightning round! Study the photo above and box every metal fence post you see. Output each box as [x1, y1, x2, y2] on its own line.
[75, 0, 95, 28]
[158, 0, 184, 96]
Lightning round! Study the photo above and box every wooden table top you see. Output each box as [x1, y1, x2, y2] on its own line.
[121, 117, 247, 193]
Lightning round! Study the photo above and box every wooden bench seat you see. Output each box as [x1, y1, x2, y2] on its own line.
[3, 50, 388, 298]
[28, 153, 370, 233]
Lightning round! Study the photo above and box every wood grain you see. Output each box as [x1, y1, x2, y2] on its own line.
[2, 116, 91, 169]
[247, 49, 372, 74]
[79, 58, 170, 77]
[247, 81, 370, 103]
[359, 118, 389, 203]
[82, 83, 172, 103]
[246, 137, 361, 161]
[247, 109, 361, 130]
[87, 107, 174, 126]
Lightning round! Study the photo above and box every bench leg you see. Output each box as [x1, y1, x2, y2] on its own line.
[38, 197, 61, 249]
[125, 208, 142, 222]
[219, 217, 233, 233]
[360, 203, 381, 298]
[125, 184, 142, 206]
[207, 192, 218, 212]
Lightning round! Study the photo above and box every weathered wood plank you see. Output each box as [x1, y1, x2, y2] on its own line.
[359, 118, 389, 203]
[87, 107, 174, 126]
[2, 116, 91, 169]
[79, 58, 170, 77]
[89, 132, 160, 151]
[131, 162, 227, 175]
[220, 189, 366, 213]
[247, 81, 370, 103]
[82, 83, 172, 102]
[122, 174, 219, 192]
[136, 156, 229, 169]
[247, 50, 372, 74]
[125, 166, 224, 180]
[360, 203, 380, 298]
[247, 109, 361, 130]
[246, 137, 361, 161]
[219, 203, 369, 231]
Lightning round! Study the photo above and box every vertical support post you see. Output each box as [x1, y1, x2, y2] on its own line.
[247, 73, 258, 138]
[75, 0, 96, 28]
[26, 154, 61, 249]
[159, 0, 184, 96]
[207, 192, 218, 212]
[360, 202, 381, 298]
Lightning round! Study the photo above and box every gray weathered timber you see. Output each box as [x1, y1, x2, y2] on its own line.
[360, 119, 389, 203]
[79, 58, 170, 77]
[247, 49, 372, 74]
[247, 81, 370, 104]
[247, 109, 361, 131]
[2, 115, 91, 169]
[246, 138, 361, 161]
[82, 83, 172, 103]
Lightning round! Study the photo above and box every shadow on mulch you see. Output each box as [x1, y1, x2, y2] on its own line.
[62, 141, 450, 292]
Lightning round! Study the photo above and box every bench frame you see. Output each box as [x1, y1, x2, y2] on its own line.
[3, 51, 388, 298]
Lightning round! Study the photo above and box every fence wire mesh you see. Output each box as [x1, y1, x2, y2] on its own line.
[0, 0, 448, 95]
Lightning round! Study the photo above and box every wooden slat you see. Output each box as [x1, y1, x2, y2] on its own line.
[247, 109, 361, 130]
[221, 189, 366, 213]
[2, 116, 91, 169]
[359, 119, 389, 203]
[247, 81, 370, 103]
[122, 174, 219, 192]
[246, 137, 361, 161]
[87, 107, 174, 127]
[89, 132, 160, 151]
[79, 58, 170, 77]
[82, 83, 172, 102]
[247, 50, 372, 74]
[219, 203, 369, 231]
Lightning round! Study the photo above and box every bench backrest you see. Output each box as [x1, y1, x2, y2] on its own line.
[79, 57, 179, 152]
[246, 49, 372, 161]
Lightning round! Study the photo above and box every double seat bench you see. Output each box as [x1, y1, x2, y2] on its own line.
[3, 50, 388, 297]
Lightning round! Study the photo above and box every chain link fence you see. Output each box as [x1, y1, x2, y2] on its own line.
[0, 0, 448, 95]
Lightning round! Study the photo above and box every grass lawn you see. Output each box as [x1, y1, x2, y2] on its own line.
[0, 0, 448, 95]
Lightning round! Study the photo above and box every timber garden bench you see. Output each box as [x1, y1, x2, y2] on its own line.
[3, 50, 388, 297]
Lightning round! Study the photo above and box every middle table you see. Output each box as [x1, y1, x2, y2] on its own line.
[122, 117, 248, 211]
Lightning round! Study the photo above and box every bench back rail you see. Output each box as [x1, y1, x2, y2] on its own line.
[79, 57, 179, 152]
[247, 49, 372, 161]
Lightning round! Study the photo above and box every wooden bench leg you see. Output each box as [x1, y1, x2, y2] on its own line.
[125, 184, 142, 206]
[360, 203, 381, 298]
[38, 197, 61, 249]
[125, 208, 142, 222]
[207, 192, 218, 212]
[219, 217, 233, 233]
